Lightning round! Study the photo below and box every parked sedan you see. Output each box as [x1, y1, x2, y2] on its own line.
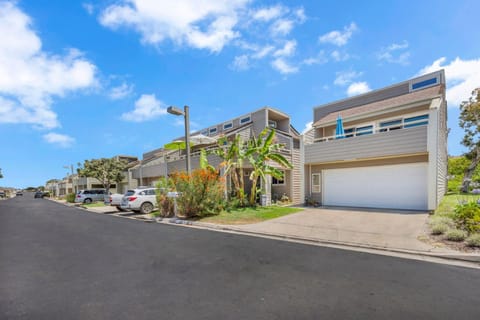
[120, 188, 157, 214]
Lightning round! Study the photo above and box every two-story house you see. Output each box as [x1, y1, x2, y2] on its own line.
[132, 107, 302, 205]
[303, 70, 447, 211]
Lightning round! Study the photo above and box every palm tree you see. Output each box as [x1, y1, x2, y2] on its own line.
[210, 135, 248, 205]
[246, 128, 293, 206]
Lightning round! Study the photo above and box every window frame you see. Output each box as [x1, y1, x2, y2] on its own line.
[223, 122, 233, 130]
[239, 115, 251, 124]
[268, 120, 277, 128]
[311, 173, 321, 193]
[209, 127, 217, 135]
[272, 170, 285, 186]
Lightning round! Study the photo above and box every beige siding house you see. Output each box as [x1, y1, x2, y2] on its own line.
[303, 70, 447, 211]
[133, 107, 302, 205]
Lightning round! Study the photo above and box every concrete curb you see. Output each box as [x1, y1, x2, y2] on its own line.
[50, 199, 480, 267]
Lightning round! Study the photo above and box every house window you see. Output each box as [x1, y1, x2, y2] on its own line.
[412, 77, 437, 90]
[344, 128, 355, 138]
[355, 125, 373, 136]
[201, 130, 208, 135]
[380, 119, 402, 132]
[209, 127, 217, 135]
[223, 122, 233, 130]
[404, 114, 429, 128]
[312, 173, 321, 193]
[240, 115, 251, 124]
[268, 120, 277, 128]
[272, 171, 285, 185]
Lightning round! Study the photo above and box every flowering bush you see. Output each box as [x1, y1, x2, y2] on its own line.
[453, 202, 480, 234]
[157, 169, 225, 218]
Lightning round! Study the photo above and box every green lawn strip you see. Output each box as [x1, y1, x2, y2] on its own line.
[197, 206, 303, 225]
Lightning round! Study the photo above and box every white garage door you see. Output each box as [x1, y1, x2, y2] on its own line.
[323, 163, 428, 210]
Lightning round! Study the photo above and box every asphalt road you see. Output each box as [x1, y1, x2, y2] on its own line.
[1, 194, 479, 320]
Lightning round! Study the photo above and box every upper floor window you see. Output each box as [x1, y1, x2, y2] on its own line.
[379, 119, 402, 132]
[411, 77, 437, 91]
[268, 120, 277, 128]
[404, 114, 429, 128]
[209, 127, 217, 135]
[355, 125, 373, 136]
[223, 122, 233, 130]
[240, 115, 251, 124]
[201, 130, 208, 136]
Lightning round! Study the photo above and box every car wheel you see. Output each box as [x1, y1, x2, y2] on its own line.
[140, 202, 154, 214]
[84, 198, 92, 204]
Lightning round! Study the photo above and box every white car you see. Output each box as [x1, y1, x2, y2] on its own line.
[120, 188, 157, 214]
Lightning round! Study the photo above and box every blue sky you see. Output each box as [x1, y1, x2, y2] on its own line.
[1, 0, 479, 188]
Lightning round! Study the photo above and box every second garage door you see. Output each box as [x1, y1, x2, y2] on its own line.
[323, 163, 428, 210]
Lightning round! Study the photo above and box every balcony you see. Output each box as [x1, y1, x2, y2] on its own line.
[304, 125, 428, 164]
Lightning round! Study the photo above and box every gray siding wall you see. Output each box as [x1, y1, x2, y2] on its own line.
[303, 128, 315, 145]
[252, 109, 267, 136]
[132, 163, 167, 179]
[166, 154, 223, 173]
[305, 125, 428, 164]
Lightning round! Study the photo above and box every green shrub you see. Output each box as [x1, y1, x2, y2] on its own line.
[453, 202, 480, 234]
[430, 216, 455, 228]
[445, 229, 467, 242]
[431, 223, 449, 235]
[66, 193, 76, 203]
[158, 169, 225, 219]
[466, 234, 480, 247]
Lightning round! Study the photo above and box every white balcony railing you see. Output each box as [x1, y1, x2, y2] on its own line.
[313, 118, 428, 143]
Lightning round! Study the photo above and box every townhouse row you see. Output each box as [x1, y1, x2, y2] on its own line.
[48, 70, 448, 211]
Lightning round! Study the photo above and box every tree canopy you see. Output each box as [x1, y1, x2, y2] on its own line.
[0, 168, 3, 179]
[459, 88, 480, 192]
[77, 158, 127, 192]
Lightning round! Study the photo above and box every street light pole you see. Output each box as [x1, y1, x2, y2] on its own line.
[167, 105, 191, 174]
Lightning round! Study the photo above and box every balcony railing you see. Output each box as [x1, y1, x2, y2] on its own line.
[313, 118, 428, 143]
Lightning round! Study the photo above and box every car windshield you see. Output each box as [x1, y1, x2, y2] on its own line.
[125, 190, 135, 196]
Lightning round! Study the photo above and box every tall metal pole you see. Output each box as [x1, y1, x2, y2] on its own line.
[184, 105, 191, 174]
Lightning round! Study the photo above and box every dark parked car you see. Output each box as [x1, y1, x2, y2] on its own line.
[34, 191, 50, 198]
[16, 191, 23, 196]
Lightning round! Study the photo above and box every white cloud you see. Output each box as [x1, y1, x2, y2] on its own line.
[109, 82, 134, 100]
[319, 22, 357, 46]
[251, 45, 275, 59]
[252, 5, 287, 22]
[302, 50, 328, 66]
[0, 2, 97, 129]
[331, 50, 350, 62]
[270, 19, 294, 36]
[273, 40, 296, 57]
[230, 54, 250, 71]
[82, 3, 94, 15]
[271, 58, 298, 74]
[347, 81, 371, 96]
[121, 94, 167, 122]
[43, 133, 75, 148]
[377, 41, 410, 65]
[334, 70, 362, 86]
[100, 0, 248, 53]
[419, 57, 480, 106]
[301, 121, 313, 134]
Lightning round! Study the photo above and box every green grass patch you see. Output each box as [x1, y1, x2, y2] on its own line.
[435, 194, 480, 217]
[197, 206, 303, 225]
[82, 202, 108, 208]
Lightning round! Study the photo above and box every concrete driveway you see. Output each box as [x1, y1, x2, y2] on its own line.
[233, 207, 451, 253]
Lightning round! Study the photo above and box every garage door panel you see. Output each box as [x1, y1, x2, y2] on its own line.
[323, 163, 428, 210]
